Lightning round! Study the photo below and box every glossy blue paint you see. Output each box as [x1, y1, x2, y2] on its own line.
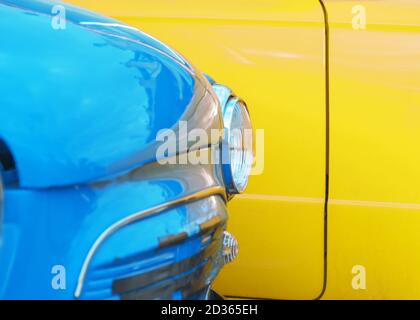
[0, 0, 228, 300]
[0, 0, 199, 187]
[0, 164, 227, 299]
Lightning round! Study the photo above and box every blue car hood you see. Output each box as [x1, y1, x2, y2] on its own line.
[0, 1, 215, 188]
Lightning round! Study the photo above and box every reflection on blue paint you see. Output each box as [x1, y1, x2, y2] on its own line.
[0, 1, 196, 187]
[0, 0, 228, 300]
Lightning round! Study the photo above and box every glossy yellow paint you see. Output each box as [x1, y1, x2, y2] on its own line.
[67, 0, 420, 299]
[322, 0, 420, 299]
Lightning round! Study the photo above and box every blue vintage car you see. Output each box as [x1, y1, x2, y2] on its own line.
[0, 0, 252, 299]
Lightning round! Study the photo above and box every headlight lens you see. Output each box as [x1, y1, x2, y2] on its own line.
[214, 84, 253, 195]
[223, 98, 253, 193]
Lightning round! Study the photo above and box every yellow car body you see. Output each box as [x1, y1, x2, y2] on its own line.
[68, 0, 420, 299]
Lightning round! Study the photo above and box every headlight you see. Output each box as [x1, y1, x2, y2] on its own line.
[213, 84, 253, 195]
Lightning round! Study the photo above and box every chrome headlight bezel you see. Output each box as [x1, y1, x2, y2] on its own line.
[213, 84, 253, 195]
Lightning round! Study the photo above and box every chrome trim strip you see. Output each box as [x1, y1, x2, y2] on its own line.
[113, 237, 222, 298]
[74, 186, 226, 299]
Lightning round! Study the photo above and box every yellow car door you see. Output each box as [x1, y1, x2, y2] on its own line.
[322, 0, 420, 299]
[68, 0, 328, 299]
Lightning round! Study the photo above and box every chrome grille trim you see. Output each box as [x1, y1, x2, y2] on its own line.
[112, 228, 223, 297]
[74, 185, 226, 299]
